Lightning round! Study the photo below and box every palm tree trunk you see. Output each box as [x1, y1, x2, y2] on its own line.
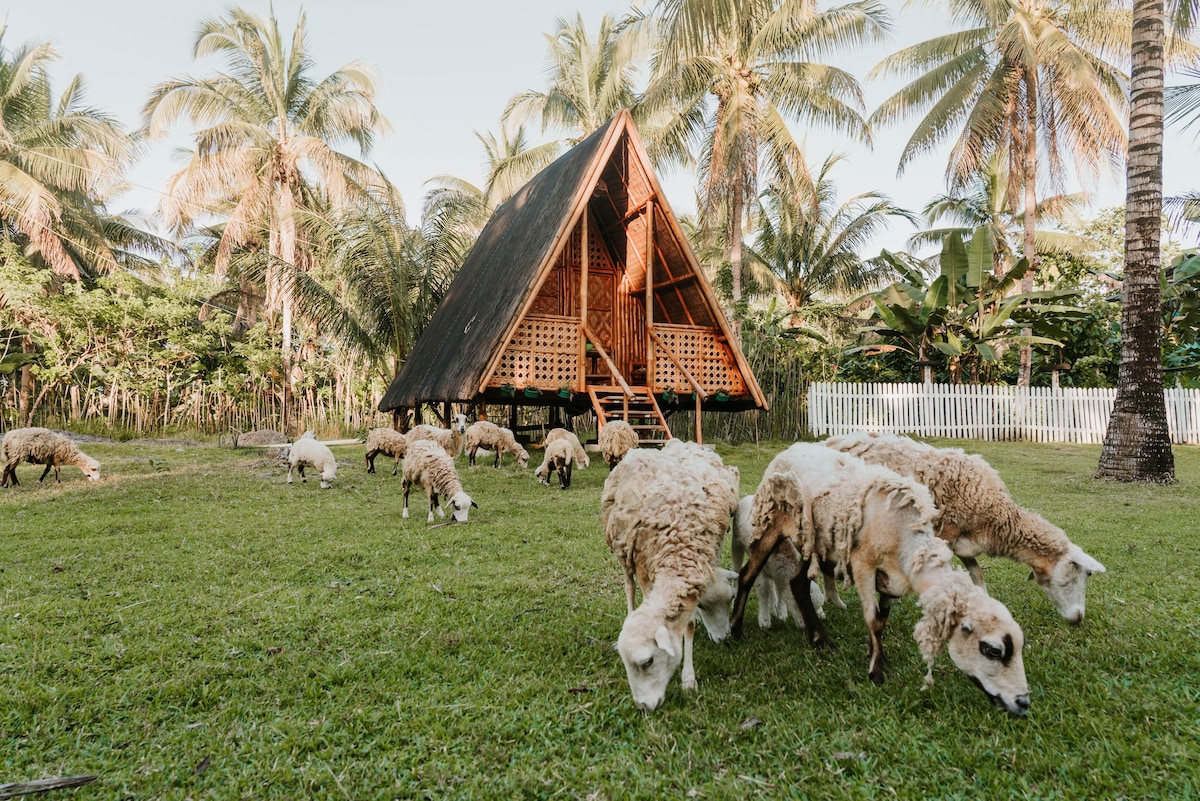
[1018, 69, 1038, 388]
[278, 181, 297, 434]
[729, 189, 743, 338]
[1097, 0, 1175, 482]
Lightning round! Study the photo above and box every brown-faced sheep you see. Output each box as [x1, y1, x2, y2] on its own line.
[824, 432, 1106, 624]
[402, 440, 477, 523]
[601, 447, 738, 711]
[287, 432, 337, 488]
[364, 427, 408, 475]
[535, 438, 574, 489]
[598, 419, 638, 469]
[405, 413, 468, 458]
[1, 428, 101, 487]
[544, 428, 589, 469]
[733, 443, 1031, 715]
[464, 421, 529, 468]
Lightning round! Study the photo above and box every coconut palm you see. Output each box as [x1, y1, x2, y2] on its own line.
[870, 0, 1128, 385]
[1098, 0, 1198, 482]
[142, 6, 389, 425]
[644, 0, 890, 318]
[748, 153, 917, 313]
[0, 26, 131, 281]
[504, 12, 651, 142]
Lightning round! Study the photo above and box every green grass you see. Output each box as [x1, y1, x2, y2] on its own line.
[1, 438, 1198, 799]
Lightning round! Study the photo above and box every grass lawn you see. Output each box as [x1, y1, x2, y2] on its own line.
[1, 436, 1198, 799]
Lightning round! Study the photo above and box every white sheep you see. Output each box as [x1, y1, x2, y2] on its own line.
[543, 427, 589, 469]
[598, 419, 638, 470]
[402, 440, 477, 523]
[405, 413, 468, 458]
[464, 420, 529, 468]
[733, 443, 1031, 715]
[731, 494, 831, 630]
[364, 427, 408, 475]
[601, 447, 739, 711]
[535, 438, 575, 489]
[287, 432, 338, 488]
[0, 428, 101, 487]
[824, 432, 1106, 624]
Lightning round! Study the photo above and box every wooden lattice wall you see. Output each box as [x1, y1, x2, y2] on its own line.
[491, 315, 580, 390]
[651, 324, 746, 394]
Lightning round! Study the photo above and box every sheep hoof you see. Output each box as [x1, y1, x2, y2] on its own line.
[682, 675, 697, 691]
[402, 508, 409, 519]
[869, 669, 885, 686]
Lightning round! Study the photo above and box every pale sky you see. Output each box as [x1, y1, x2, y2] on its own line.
[8, 1, 1198, 254]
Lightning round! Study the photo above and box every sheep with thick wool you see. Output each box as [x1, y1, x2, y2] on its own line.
[732, 443, 1031, 715]
[824, 432, 1106, 624]
[1, 428, 101, 487]
[464, 420, 529, 468]
[535, 438, 575, 489]
[543, 427, 589, 469]
[601, 446, 738, 711]
[405, 413, 468, 458]
[364, 428, 408, 475]
[287, 432, 337, 488]
[598, 419, 638, 469]
[731, 494, 831, 630]
[402, 440, 477, 523]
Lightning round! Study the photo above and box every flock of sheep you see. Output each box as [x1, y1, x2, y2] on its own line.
[601, 431, 1106, 717]
[1, 420, 1105, 718]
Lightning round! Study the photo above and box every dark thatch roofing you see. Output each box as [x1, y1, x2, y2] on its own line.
[378, 119, 616, 411]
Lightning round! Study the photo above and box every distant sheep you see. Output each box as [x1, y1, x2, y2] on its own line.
[733, 443, 1031, 715]
[601, 447, 738, 711]
[364, 427, 408, 475]
[464, 421, 529, 468]
[598, 419, 638, 469]
[406, 413, 468, 458]
[535, 438, 574, 489]
[1, 428, 101, 487]
[287, 432, 337, 488]
[824, 432, 1106, 624]
[402, 440, 477, 523]
[544, 428, 589, 469]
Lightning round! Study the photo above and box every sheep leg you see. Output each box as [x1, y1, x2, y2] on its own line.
[681, 619, 697, 691]
[430, 492, 442, 523]
[468, 446, 477, 467]
[824, 574, 847, 609]
[787, 572, 830, 649]
[391, 455, 401, 477]
[1, 464, 13, 487]
[730, 529, 783, 639]
[365, 450, 377, 473]
[401, 479, 411, 518]
[39, 464, 53, 483]
[493, 449, 501, 468]
[298, 465, 307, 482]
[958, 556, 987, 588]
[560, 462, 571, 489]
[854, 566, 886, 685]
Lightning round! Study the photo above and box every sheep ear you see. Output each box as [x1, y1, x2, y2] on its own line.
[1070, 547, 1106, 575]
[654, 625, 676, 658]
[471, 500, 479, 509]
[960, 620, 974, 635]
[1027, 570, 1036, 581]
[717, 567, 739, 584]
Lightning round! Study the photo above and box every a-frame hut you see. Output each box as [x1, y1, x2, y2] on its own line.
[378, 110, 767, 444]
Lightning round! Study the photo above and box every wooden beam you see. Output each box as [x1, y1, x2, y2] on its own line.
[578, 210, 589, 392]
[645, 200, 655, 393]
[583, 324, 634, 397]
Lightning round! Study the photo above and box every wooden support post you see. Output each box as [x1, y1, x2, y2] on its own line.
[645, 201, 655, 393]
[413, 402, 423, 426]
[443, 401, 452, 428]
[509, 402, 518, 432]
[578, 210, 589, 392]
[695, 392, 702, 444]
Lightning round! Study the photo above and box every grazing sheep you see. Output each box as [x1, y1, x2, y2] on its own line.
[601, 447, 738, 711]
[1, 428, 101, 487]
[464, 420, 529, 468]
[364, 427, 408, 475]
[535, 438, 575, 489]
[733, 443, 1031, 715]
[543, 427, 590, 469]
[598, 419, 638, 469]
[287, 432, 337, 488]
[405, 413, 469, 457]
[731, 494, 831, 630]
[824, 432, 1106, 624]
[402, 440, 478, 523]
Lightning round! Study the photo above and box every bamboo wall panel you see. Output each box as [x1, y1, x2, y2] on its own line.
[651, 324, 746, 394]
[492, 315, 581, 390]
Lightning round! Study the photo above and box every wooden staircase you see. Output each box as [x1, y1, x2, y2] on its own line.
[588, 386, 672, 446]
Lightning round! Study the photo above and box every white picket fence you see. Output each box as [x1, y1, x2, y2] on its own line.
[808, 382, 1200, 444]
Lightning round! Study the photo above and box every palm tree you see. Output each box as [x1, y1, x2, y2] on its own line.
[0, 26, 131, 281]
[142, 6, 388, 427]
[748, 153, 916, 314]
[644, 0, 890, 322]
[870, 0, 1128, 385]
[1098, 0, 1197, 482]
[504, 12, 651, 142]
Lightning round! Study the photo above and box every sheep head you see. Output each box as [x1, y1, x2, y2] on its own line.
[319, 462, 337, 489]
[515, 447, 530, 468]
[915, 577, 1030, 716]
[452, 413, 468, 434]
[695, 568, 738, 643]
[447, 491, 477, 522]
[616, 605, 685, 712]
[80, 455, 101, 481]
[1029, 523, 1107, 624]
